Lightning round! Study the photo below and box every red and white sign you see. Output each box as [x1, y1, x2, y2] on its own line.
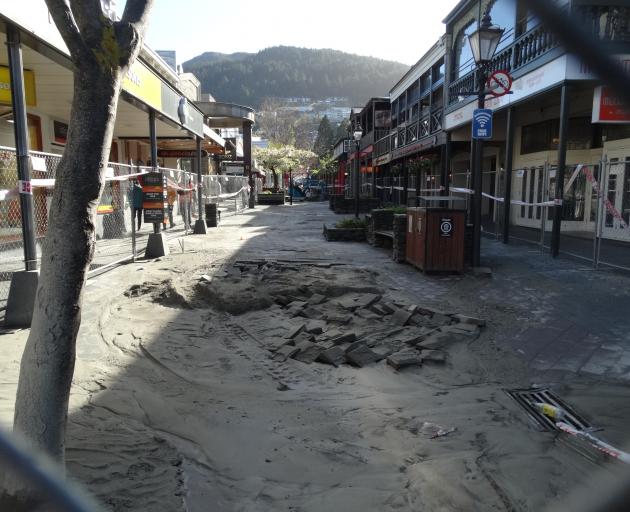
[592, 86, 630, 124]
[487, 70, 512, 98]
[18, 180, 32, 194]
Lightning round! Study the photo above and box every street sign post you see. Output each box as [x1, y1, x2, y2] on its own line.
[472, 109, 493, 139]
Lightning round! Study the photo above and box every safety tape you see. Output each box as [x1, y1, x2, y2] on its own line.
[451, 187, 555, 207]
[584, 166, 630, 233]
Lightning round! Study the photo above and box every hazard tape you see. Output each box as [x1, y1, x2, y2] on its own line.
[451, 187, 554, 207]
[584, 166, 630, 237]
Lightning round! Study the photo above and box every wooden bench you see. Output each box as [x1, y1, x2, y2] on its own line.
[373, 230, 394, 248]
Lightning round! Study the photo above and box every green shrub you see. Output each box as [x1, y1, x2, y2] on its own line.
[381, 206, 407, 214]
[335, 218, 367, 229]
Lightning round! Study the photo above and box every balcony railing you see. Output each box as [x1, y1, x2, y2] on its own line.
[360, 128, 389, 151]
[375, 134, 390, 157]
[448, 23, 558, 105]
[374, 107, 443, 157]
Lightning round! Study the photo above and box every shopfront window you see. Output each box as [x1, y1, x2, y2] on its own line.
[521, 117, 595, 154]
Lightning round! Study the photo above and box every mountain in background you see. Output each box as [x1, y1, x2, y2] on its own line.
[183, 46, 409, 107]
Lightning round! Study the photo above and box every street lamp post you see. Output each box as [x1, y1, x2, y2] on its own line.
[467, 11, 504, 267]
[289, 167, 293, 206]
[353, 127, 362, 218]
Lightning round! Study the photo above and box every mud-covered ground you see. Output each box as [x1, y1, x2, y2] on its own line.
[2, 202, 630, 511]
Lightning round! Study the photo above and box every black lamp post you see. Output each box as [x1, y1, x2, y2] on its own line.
[353, 126, 362, 218]
[467, 11, 504, 267]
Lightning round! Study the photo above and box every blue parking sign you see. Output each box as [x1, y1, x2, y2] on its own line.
[472, 109, 493, 139]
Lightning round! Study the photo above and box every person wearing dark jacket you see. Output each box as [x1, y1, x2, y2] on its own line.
[132, 179, 143, 230]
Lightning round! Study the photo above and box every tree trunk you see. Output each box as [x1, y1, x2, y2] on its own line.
[272, 168, 278, 192]
[6, 65, 121, 495]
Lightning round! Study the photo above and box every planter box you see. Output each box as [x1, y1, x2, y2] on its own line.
[257, 193, 285, 205]
[323, 224, 366, 242]
[366, 209, 395, 246]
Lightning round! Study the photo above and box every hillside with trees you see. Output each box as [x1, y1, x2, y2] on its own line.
[183, 46, 409, 107]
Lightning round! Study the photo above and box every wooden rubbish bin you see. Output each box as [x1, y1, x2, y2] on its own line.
[406, 198, 465, 273]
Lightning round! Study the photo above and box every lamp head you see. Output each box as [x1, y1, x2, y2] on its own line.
[468, 12, 504, 64]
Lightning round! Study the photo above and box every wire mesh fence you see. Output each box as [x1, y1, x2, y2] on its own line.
[448, 158, 630, 272]
[0, 146, 253, 308]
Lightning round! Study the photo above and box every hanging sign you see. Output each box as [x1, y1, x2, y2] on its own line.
[487, 70, 513, 98]
[472, 109, 493, 139]
[142, 171, 167, 222]
[18, 180, 32, 194]
[592, 86, 630, 123]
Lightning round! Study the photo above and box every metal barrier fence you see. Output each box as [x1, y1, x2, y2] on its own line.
[0, 146, 252, 309]
[447, 159, 630, 272]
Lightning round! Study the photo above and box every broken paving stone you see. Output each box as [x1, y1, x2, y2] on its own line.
[417, 305, 451, 317]
[346, 345, 379, 368]
[448, 322, 479, 333]
[345, 339, 366, 354]
[391, 309, 413, 326]
[440, 325, 479, 339]
[286, 300, 307, 310]
[325, 313, 353, 325]
[305, 320, 327, 335]
[330, 332, 357, 346]
[299, 306, 325, 320]
[387, 350, 422, 370]
[451, 314, 486, 327]
[380, 302, 396, 314]
[355, 308, 382, 321]
[292, 332, 316, 345]
[369, 304, 389, 316]
[285, 323, 306, 340]
[428, 313, 452, 327]
[317, 346, 346, 367]
[273, 295, 292, 307]
[420, 349, 447, 364]
[308, 293, 327, 305]
[336, 293, 382, 311]
[273, 345, 300, 362]
[292, 341, 324, 364]
[372, 345, 395, 361]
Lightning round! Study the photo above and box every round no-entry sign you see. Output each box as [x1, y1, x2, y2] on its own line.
[487, 70, 513, 98]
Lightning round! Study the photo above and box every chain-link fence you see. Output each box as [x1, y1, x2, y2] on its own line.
[447, 158, 630, 271]
[0, 146, 253, 308]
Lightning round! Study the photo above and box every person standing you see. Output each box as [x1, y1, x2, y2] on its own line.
[164, 183, 177, 230]
[132, 178, 143, 230]
[177, 180, 192, 230]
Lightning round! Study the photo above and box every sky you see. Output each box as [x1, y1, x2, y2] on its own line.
[117, 0, 461, 66]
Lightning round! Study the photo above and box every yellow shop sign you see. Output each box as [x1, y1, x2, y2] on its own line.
[0, 66, 37, 107]
[122, 60, 162, 111]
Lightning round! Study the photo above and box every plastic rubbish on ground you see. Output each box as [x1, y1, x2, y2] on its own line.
[420, 422, 457, 439]
[556, 421, 630, 464]
[533, 402, 565, 421]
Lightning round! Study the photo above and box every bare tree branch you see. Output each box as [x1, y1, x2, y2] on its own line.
[116, 0, 154, 68]
[68, 0, 105, 44]
[121, 0, 154, 26]
[43, 0, 88, 63]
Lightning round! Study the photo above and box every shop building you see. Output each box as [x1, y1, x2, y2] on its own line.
[443, 0, 630, 251]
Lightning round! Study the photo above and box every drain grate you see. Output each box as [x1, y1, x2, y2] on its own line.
[505, 387, 593, 432]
